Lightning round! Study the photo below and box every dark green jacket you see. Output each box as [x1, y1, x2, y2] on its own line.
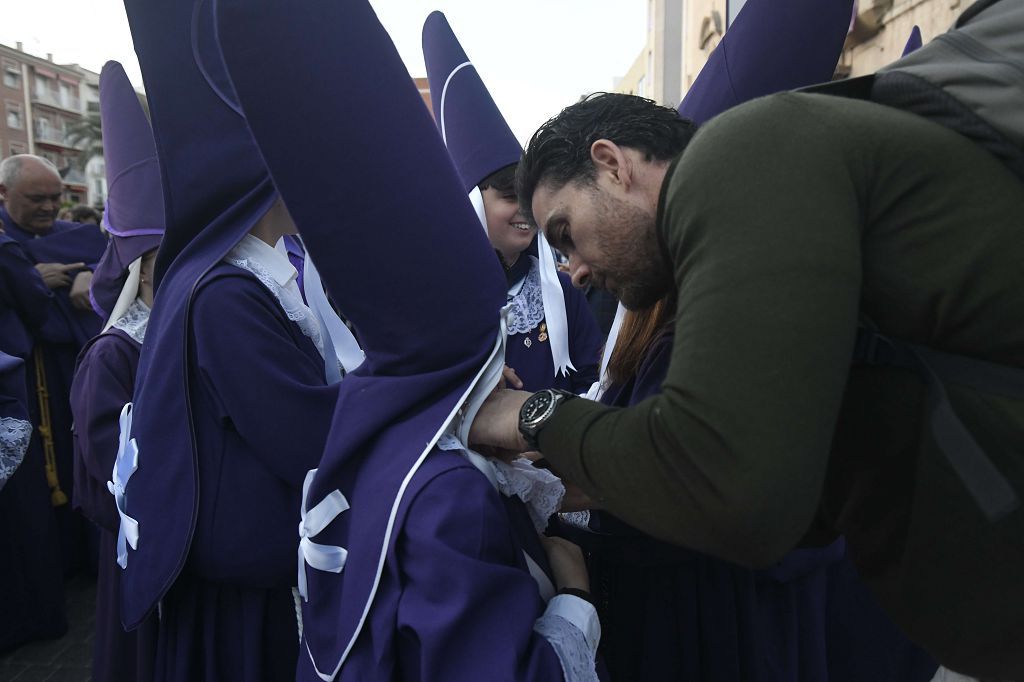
[539, 93, 1024, 678]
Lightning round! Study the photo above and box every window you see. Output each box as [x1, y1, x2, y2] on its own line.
[35, 74, 52, 99]
[58, 81, 77, 109]
[6, 101, 22, 129]
[727, 0, 749, 28]
[637, 75, 646, 99]
[10, 141, 27, 156]
[2, 60, 20, 89]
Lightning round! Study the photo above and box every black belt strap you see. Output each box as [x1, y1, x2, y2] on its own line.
[852, 327, 1020, 522]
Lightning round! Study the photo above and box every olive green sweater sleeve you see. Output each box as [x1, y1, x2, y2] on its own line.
[538, 94, 865, 566]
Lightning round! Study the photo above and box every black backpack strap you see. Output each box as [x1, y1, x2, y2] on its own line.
[853, 327, 1021, 521]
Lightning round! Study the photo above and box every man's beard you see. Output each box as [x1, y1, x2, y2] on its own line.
[595, 191, 672, 311]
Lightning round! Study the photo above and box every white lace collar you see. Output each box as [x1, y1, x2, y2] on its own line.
[506, 257, 545, 335]
[112, 298, 151, 345]
[229, 234, 298, 288]
[224, 234, 326, 359]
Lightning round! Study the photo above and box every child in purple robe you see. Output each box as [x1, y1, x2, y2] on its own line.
[422, 12, 603, 396]
[113, 1, 347, 678]
[215, 0, 603, 679]
[71, 248, 158, 682]
[69, 60, 165, 682]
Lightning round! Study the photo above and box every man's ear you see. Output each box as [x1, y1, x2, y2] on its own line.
[589, 139, 630, 188]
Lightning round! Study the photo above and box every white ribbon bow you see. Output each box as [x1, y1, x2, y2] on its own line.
[107, 402, 140, 569]
[297, 468, 350, 601]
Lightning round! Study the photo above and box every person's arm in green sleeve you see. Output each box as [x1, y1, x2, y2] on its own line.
[538, 94, 865, 566]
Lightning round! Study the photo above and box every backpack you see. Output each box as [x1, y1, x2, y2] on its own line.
[803, 0, 1024, 523]
[807, 0, 1024, 182]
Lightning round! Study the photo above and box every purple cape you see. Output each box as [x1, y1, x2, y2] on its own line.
[118, 0, 278, 636]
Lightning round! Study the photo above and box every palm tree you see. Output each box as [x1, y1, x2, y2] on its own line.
[63, 110, 103, 170]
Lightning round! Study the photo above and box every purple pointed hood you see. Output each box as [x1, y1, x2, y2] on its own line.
[678, 0, 854, 123]
[216, 0, 507, 677]
[422, 10, 521, 193]
[88, 61, 164, 320]
[118, 0, 278, 629]
[902, 25, 923, 56]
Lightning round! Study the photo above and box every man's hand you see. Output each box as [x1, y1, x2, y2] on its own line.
[35, 262, 85, 290]
[69, 270, 94, 311]
[468, 389, 531, 453]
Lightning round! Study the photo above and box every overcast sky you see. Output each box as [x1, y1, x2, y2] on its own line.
[0, 0, 646, 143]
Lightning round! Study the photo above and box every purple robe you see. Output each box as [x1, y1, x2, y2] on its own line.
[297, 449, 566, 682]
[70, 327, 157, 681]
[142, 263, 338, 681]
[0, 208, 108, 576]
[0, 233, 53, 359]
[0, 232, 67, 651]
[503, 257, 602, 394]
[570, 328, 936, 681]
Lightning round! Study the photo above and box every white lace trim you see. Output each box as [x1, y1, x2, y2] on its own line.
[436, 435, 564, 532]
[505, 258, 545, 335]
[111, 298, 151, 345]
[0, 417, 32, 487]
[534, 606, 600, 682]
[492, 458, 565, 532]
[558, 511, 593, 531]
[225, 246, 326, 359]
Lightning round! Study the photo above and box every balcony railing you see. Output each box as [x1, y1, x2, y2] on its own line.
[31, 89, 81, 113]
[33, 123, 79, 149]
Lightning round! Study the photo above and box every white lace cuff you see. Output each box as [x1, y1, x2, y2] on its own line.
[558, 511, 593, 531]
[534, 595, 600, 682]
[0, 417, 32, 489]
[492, 457, 565, 532]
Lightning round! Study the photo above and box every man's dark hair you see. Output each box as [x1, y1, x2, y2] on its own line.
[478, 164, 517, 195]
[516, 93, 697, 223]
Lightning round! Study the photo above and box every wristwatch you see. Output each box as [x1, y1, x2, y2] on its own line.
[518, 388, 577, 450]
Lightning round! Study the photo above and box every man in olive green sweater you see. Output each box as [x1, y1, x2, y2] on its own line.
[469, 92, 1024, 679]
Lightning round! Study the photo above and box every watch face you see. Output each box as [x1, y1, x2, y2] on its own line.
[523, 391, 553, 423]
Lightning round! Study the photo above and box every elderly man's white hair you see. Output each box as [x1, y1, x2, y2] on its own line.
[0, 154, 61, 188]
